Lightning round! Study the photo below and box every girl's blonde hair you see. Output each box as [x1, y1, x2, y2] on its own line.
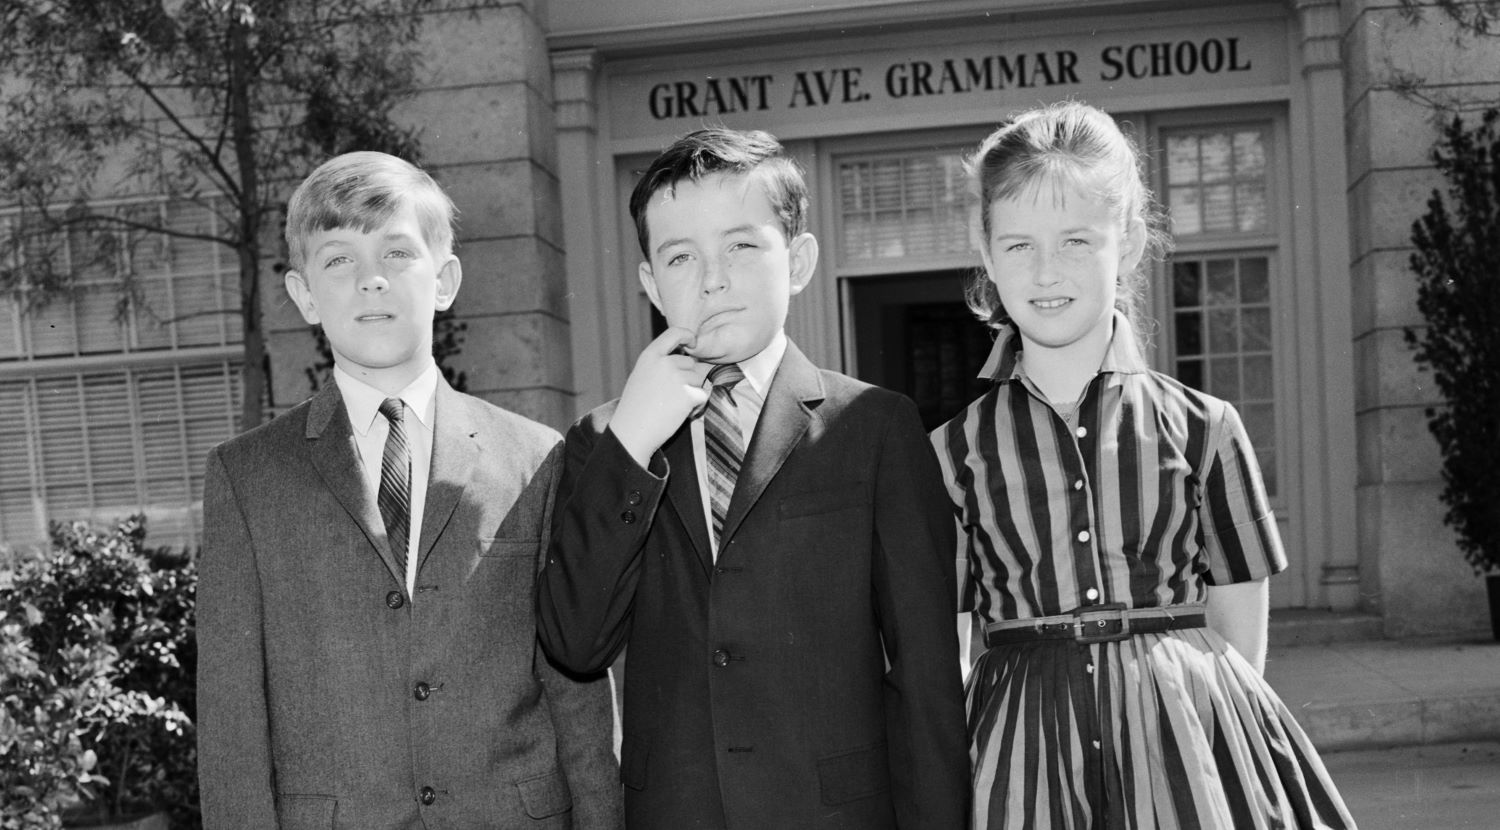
[964, 100, 1170, 330]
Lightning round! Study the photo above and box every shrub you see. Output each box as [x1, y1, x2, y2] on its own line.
[1407, 108, 1500, 576]
[0, 516, 198, 829]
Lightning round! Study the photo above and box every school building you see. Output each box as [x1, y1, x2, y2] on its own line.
[0, 0, 1489, 639]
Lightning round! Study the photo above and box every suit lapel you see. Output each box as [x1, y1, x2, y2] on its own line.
[305, 383, 405, 589]
[416, 379, 479, 575]
[661, 423, 713, 577]
[721, 341, 824, 548]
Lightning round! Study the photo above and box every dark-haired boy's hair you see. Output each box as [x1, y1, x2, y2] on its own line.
[628, 127, 808, 258]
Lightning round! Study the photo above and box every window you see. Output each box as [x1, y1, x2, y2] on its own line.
[1159, 124, 1278, 494]
[0, 199, 240, 551]
[837, 151, 971, 265]
[1170, 255, 1277, 492]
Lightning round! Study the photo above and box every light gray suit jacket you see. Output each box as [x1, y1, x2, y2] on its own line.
[197, 378, 621, 829]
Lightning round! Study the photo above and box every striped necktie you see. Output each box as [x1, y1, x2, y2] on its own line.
[377, 398, 411, 584]
[704, 363, 745, 546]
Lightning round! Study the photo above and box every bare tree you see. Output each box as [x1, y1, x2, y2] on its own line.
[0, 0, 460, 431]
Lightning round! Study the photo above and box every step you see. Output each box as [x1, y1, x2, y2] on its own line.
[1268, 608, 1384, 649]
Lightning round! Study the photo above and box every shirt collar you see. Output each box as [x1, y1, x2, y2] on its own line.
[335, 361, 440, 436]
[729, 329, 787, 399]
[977, 311, 1149, 384]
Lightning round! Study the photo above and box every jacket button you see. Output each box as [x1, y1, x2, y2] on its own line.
[620, 510, 636, 524]
[385, 591, 404, 610]
[414, 682, 431, 701]
[712, 649, 730, 667]
[419, 786, 436, 806]
[627, 490, 643, 505]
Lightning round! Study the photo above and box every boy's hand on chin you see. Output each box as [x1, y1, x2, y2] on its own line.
[611, 326, 713, 467]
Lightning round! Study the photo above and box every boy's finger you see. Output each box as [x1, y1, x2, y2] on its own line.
[649, 326, 698, 357]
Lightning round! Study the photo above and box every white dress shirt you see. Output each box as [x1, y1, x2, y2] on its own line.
[691, 330, 786, 559]
[336, 362, 438, 596]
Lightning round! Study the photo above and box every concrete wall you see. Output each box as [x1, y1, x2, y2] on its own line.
[1342, 0, 1496, 637]
[267, 1, 576, 431]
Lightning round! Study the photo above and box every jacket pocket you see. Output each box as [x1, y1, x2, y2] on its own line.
[478, 536, 541, 557]
[517, 769, 574, 819]
[778, 483, 867, 519]
[275, 793, 337, 829]
[620, 732, 649, 791]
[816, 742, 891, 805]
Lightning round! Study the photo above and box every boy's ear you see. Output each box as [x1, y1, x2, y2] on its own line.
[787, 232, 819, 296]
[637, 260, 664, 312]
[434, 255, 462, 312]
[284, 270, 321, 325]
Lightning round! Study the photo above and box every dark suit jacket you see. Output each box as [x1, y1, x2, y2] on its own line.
[197, 379, 622, 829]
[537, 342, 967, 829]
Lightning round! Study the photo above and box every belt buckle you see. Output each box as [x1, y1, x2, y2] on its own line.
[1074, 602, 1130, 644]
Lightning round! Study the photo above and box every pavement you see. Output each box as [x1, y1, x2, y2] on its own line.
[1322, 742, 1500, 829]
[1265, 614, 1500, 752]
[1261, 613, 1500, 826]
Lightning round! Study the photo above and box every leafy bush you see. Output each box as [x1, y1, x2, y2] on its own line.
[1407, 108, 1500, 576]
[0, 516, 198, 829]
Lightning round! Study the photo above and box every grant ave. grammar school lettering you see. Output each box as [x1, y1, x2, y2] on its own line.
[646, 37, 1253, 121]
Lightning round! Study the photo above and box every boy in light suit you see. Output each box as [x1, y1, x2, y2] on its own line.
[537, 129, 968, 829]
[197, 152, 621, 829]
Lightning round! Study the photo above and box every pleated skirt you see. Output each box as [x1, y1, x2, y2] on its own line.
[968, 627, 1357, 829]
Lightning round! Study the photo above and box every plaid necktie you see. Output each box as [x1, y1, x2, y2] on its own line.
[704, 363, 745, 546]
[377, 398, 411, 584]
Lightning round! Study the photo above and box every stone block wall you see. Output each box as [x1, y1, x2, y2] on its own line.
[266, 1, 575, 430]
[1342, 0, 1493, 636]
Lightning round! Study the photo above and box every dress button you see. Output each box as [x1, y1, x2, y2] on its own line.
[385, 591, 404, 610]
[419, 786, 436, 806]
[414, 682, 431, 701]
[627, 490, 642, 506]
[712, 649, 730, 667]
[620, 510, 636, 524]
[1077, 529, 1091, 543]
[1073, 479, 1084, 491]
[1076, 426, 1088, 438]
[1085, 587, 1099, 601]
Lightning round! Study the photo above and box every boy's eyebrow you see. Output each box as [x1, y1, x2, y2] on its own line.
[653, 224, 762, 257]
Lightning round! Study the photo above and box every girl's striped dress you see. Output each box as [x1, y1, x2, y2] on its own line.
[930, 315, 1355, 830]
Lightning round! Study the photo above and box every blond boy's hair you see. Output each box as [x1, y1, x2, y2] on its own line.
[285, 151, 457, 272]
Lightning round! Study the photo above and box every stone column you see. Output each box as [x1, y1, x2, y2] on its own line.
[1343, 0, 1493, 636]
[411, 0, 574, 429]
[1290, 0, 1360, 609]
[554, 48, 627, 418]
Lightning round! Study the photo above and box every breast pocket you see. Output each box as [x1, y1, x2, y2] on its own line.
[477, 537, 541, 601]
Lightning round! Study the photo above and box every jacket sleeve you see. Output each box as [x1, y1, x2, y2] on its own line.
[530, 440, 625, 829]
[196, 448, 279, 829]
[870, 396, 971, 829]
[535, 416, 669, 674]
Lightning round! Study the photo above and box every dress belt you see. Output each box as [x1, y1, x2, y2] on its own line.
[983, 602, 1207, 648]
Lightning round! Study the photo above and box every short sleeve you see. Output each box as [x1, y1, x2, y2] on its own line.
[1199, 402, 1288, 585]
[931, 425, 977, 612]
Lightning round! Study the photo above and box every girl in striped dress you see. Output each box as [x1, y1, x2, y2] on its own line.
[930, 101, 1355, 829]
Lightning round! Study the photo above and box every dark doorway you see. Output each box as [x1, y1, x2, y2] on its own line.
[847, 271, 994, 431]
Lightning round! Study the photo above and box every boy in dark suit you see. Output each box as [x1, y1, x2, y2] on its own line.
[536, 129, 968, 829]
[197, 152, 621, 829]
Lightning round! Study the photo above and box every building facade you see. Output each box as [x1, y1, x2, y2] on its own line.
[1, 0, 1490, 638]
